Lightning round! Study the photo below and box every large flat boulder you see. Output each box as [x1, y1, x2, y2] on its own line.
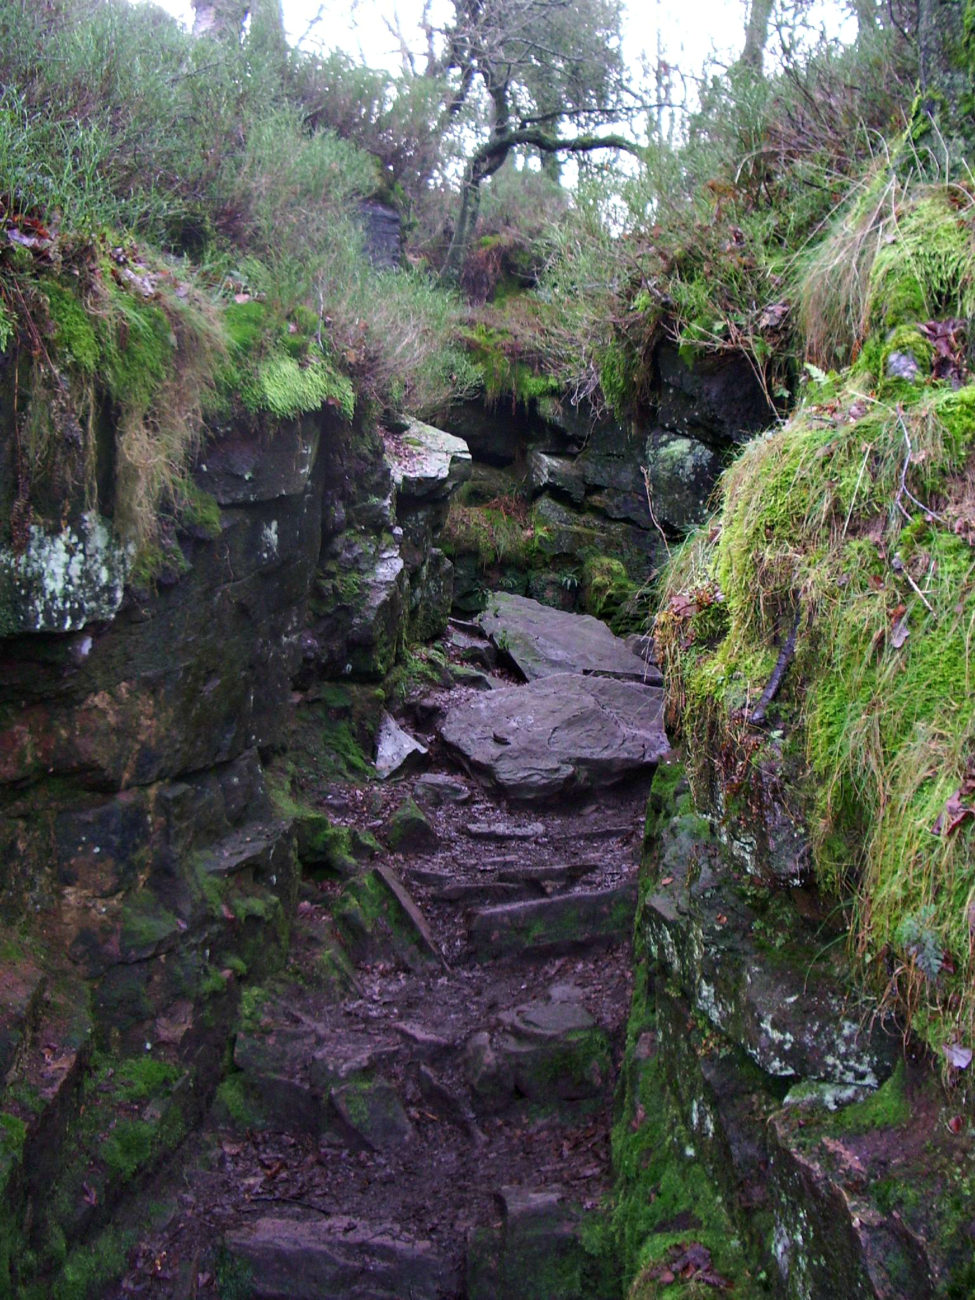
[383, 418, 471, 502]
[440, 672, 667, 801]
[476, 591, 660, 682]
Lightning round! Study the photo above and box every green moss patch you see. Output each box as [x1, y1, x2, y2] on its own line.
[656, 339, 975, 1052]
[222, 297, 354, 421]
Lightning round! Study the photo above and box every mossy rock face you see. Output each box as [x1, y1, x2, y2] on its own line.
[383, 798, 438, 853]
[295, 812, 378, 878]
[532, 494, 664, 584]
[579, 554, 641, 634]
[195, 415, 324, 506]
[308, 531, 406, 681]
[610, 988, 764, 1295]
[407, 547, 454, 642]
[644, 428, 724, 533]
[333, 866, 440, 972]
[288, 683, 384, 783]
[629, 727, 975, 1296]
[642, 826, 898, 1088]
[655, 346, 975, 1052]
[655, 342, 776, 448]
[494, 999, 612, 1107]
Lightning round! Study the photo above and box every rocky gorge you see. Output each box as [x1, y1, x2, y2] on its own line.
[0, 328, 973, 1300]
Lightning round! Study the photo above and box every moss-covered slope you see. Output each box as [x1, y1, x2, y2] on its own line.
[655, 179, 975, 1059]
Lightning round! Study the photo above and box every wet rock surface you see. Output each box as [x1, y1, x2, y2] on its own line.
[631, 757, 975, 1300]
[440, 672, 668, 801]
[475, 591, 660, 683]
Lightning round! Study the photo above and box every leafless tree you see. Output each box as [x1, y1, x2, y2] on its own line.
[420, 0, 646, 280]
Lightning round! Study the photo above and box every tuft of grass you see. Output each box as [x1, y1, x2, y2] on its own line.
[797, 180, 975, 369]
[441, 493, 538, 571]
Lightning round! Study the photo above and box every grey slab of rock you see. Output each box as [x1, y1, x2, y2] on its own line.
[476, 591, 657, 682]
[374, 711, 428, 780]
[495, 862, 598, 887]
[433, 881, 526, 905]
[413, 772, 471, 806]
[441, 673, 668, 802]
[391, 1021, 453, 1057]
[499, 999, 595, 1041]
[466, 820, 546, 840]
[469, 882, 636, 960]
[448, 665, 497, 691]
[384, 418, 472, 501]
[224, 1210, 451, 1300]
[527, 450, 586, 504]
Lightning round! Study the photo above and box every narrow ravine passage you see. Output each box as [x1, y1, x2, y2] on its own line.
[106, 603, 664, 1299]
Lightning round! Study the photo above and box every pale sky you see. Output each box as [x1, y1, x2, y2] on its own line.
[136, 0, 836, 78]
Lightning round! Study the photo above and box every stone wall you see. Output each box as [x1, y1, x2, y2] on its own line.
[0, 397, 469, 1288]
[616, 760, 972, 1299]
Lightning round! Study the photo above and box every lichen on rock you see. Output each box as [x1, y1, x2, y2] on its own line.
[0, 512, 130, 634]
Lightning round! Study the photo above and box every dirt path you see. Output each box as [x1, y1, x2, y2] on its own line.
[106, 682, 650, 1299]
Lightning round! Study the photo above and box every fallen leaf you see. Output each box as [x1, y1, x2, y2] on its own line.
[660, 875, 674, 886]
[932, 790, 975, 836]
[943, 1043, 972, 1070]
[889, 617, 910, 649]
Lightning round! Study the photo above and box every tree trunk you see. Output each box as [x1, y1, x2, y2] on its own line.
[740, 0, 775, 73]
[192, 0, 250, 40]
[248, 0, 289, 76]
[914, 0, 974, 172]
[441, 171, 484, 284]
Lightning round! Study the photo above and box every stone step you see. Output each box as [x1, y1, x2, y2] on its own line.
[465, 820, 547, 841]
[432, 881, 529, 905]
[225, 1209, 456, 1300]
[232, 1013, 404, 1136]
[468, 883, 637, 960]
[463, 991, 611, 1113]
[494, 861, 600, 888]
